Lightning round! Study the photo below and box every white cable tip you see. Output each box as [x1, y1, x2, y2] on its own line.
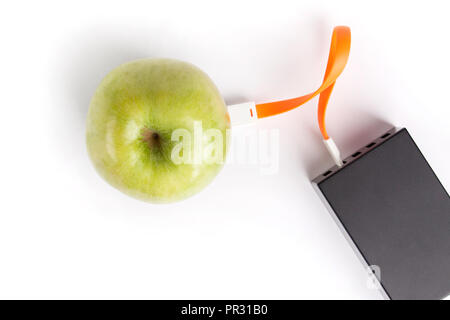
[323, 138, 344, 167]
[227, 101, 257, 126]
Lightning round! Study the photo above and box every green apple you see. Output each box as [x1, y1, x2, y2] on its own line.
[86, 58, 230, 203]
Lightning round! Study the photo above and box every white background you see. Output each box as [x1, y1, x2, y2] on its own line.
[1, 0, 449, 299]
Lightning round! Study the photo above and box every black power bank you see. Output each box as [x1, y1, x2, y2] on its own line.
[312, 128, 450, 300]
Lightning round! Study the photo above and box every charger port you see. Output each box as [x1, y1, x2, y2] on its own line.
[323, 170, 332, 177]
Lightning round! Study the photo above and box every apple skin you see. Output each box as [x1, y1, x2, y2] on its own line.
[86, 58, 230, 203]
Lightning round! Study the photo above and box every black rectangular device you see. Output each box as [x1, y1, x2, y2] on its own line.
[312, 127, 450, 300]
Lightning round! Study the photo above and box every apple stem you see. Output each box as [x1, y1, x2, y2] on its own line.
[141, 127, 161, 149]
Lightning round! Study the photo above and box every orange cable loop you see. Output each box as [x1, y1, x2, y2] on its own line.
[255, 26, 351, 140]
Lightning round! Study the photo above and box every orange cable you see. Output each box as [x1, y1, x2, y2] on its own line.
[255, 26, 351, 140]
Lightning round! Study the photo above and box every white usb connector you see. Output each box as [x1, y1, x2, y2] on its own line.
[323, 138, 343, 167]
[227, 101, 257, 126]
